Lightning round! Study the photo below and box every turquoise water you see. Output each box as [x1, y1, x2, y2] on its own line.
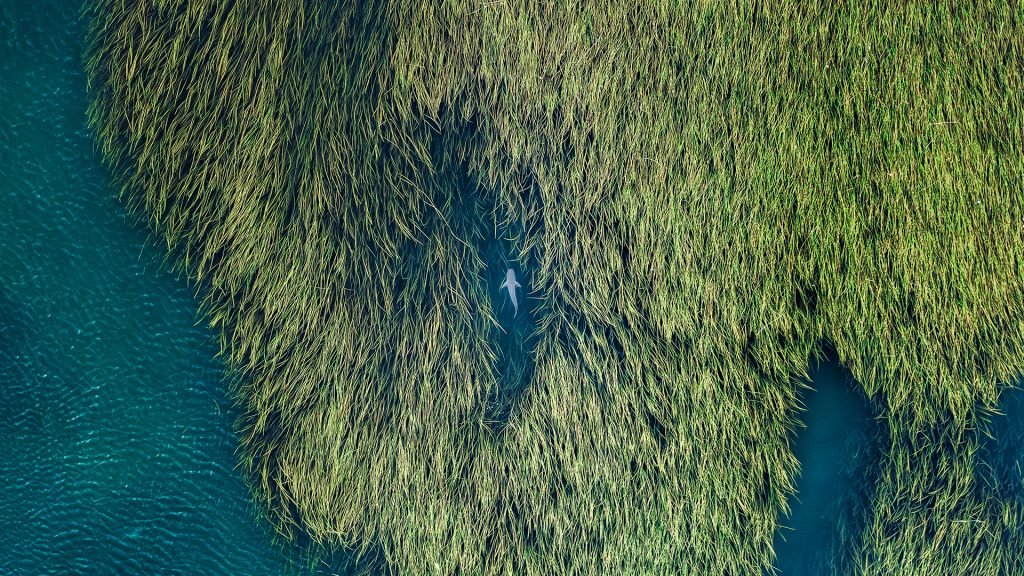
[982, 382, 1024, 500]
[0, 2, 359, 573]
[772, 355, 881, 576]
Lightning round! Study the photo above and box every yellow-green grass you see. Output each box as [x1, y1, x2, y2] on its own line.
[85, 0, 1024, 573]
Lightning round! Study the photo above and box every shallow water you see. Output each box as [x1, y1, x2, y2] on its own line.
[982, 380, 1024, 500]
[0, 2, 359, 574]
[772, 356, 880, 576]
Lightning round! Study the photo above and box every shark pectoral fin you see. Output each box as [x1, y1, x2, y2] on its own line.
[513, 280, 521, 289]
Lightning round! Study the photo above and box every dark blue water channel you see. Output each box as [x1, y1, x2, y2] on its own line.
[772, 353, 881, 576]
[982, 379, 1024, 502]
[0, 2, 362, 574]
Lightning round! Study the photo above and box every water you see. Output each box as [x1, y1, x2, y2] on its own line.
[982, 380, 1024, 500]
[4, 1, 1022, 574]
[0, 2, 358, 573]
[772, 354, 881, 576]
[770, 359, 1024, 575]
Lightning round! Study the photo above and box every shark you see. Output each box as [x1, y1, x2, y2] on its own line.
[500, 268, 521, 317]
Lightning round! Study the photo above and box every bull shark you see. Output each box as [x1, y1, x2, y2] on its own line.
[500, 268, 521, 317]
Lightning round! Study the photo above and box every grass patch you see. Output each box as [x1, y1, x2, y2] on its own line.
[86, 1, 1024, 573]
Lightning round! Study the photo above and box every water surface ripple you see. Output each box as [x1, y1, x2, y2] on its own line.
[0, 1, 351, 573]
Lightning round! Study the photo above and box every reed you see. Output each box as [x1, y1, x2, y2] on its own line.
[85, 1, 1024, 573]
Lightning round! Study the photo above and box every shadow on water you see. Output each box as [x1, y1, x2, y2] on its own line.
[979, 377, 1024, 501]
[772, 347, 882, 576]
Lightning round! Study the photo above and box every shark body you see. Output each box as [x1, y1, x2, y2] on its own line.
[500, 268, 521, 317]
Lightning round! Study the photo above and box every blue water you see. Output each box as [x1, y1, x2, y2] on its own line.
[772, 355, 880, 576]
[0, 2, 359, 573]
[982, 381, 1024, 500]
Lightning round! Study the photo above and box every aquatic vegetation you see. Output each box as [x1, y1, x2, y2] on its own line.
[85, 0, 1024, 574]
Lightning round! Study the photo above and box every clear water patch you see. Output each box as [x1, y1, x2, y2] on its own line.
[980, 377, 1024, 500]
[478, 178, 541, 435]
[772, 349, 882, 576]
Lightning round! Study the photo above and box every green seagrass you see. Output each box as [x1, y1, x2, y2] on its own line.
[85, 1, 1024, 573]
